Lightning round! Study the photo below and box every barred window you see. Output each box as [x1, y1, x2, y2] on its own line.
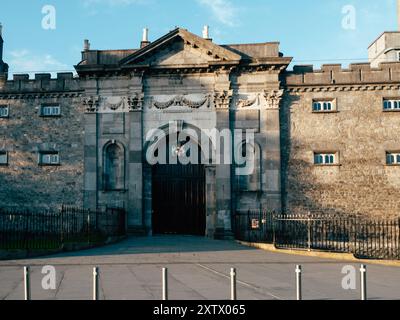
[314, 152, 337, 165]
[40, 105, 61, 117]
[383, 99, 400, 111]
[0, 151, 8, 165]
[313, 100, 334, 112]
[39, 152, 60, 165]
[0, 105, 9, 118]
[386, 152, 400, 165]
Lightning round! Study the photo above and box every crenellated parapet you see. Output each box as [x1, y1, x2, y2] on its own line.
[0, 72, 81, 96]
[284, 62, 400, 91]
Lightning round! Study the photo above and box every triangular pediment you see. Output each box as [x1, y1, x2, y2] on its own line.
[119, 28, 241, 67]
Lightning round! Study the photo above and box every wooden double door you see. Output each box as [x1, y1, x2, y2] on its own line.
[152, 164, 206, 236]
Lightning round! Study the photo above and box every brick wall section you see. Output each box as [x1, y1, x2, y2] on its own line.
[0, 73, 84, 210]
[281, 62, 400, 217]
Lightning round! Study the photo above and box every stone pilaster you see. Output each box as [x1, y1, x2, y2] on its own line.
[205, 165, 217, 238]
[213, 71, 234, 239]
[127, 103, 144, 234]
[83, 96, 100, 210]
[262, 89, 284, 213]
[143, 164, 153, 236]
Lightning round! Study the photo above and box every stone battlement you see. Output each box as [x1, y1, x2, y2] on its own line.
[0, 72, 80, 93]
[285, 62, 400, 86]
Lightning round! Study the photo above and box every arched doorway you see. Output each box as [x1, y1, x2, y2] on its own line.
[151, 133, 206, 236]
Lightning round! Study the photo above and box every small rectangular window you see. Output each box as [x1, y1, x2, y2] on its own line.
[39, 152, 60, 165]
[383, 99, 400, 111]
[312, 100, 335, 112]
[0, 106, 9, 118]
[386, 152, 400, 165]
[314, 152, 338, 165]
[0, 151, 8, 165]
[40, 105, 61, 117]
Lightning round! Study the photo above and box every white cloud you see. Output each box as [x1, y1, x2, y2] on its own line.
[8, 50, 70, 77]
[197, 0, 238, 27]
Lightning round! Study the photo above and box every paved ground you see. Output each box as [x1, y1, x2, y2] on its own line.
[0, 236, 399, 300]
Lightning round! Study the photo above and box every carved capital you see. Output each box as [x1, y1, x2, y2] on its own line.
[213, 90, 233, 109]
[128, 92, 144, 111]
[82, 96, 100, 113]
[263, 89, 284, 110]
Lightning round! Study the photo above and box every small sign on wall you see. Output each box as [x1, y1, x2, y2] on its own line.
[251, 219, 260, 230]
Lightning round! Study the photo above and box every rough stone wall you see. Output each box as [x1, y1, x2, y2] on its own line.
[0, 75, 84, 210]
[281, 87, 400, 217]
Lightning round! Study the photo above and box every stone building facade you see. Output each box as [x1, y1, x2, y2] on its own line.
[1, 25, 400, 238]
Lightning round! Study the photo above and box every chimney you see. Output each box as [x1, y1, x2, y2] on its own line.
[0, 23, 3, 62]
[141, 28, 150, 48]
[0, 22, 8, 80]
[84, 39, 90, 51]
[202, 25, 211, 41]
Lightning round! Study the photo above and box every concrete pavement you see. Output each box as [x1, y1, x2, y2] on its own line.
[0, 236, 399, 300]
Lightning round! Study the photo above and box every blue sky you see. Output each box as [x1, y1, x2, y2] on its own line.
[0, 0, 397, 76]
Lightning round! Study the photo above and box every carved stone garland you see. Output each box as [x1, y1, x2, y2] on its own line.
[152, 95, 210, 110]
[236, 93, 260, 108]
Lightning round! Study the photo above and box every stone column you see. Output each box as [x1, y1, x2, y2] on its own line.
[262, 89, 284, 213]
[83, 96, 100, 210]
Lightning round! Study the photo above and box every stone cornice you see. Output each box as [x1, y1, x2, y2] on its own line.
[0, 91, 83, 99]
[285, 84, 400, 93]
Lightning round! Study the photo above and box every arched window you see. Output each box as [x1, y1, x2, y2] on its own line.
[104, 142, 125, 191]
[237, 142, 261, 192]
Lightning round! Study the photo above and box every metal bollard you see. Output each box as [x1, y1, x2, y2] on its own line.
[24, 266, 31, 301]
[360, 265, 367, 301]
[230, 268, 237, 301]
[162, 268, 168, 301]
[93, 267, 99, 301]
[295, 265, 302, 301]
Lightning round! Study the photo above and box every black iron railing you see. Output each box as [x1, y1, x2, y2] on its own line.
[0, 206, 126, 250]
[234, 210, 400, 260]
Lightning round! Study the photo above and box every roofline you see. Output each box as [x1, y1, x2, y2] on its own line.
[368, 31, 400, 49]
[223, 41, 280, 46]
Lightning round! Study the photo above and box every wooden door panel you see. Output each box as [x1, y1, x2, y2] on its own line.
[152, 164, 205, 235]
